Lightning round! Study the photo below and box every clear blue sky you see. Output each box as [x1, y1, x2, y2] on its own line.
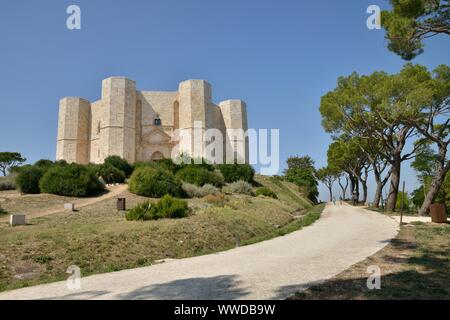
[1, 0, 449, 201]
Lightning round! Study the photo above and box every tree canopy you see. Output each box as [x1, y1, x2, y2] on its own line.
[0, 152, 26, 176]
[381, 0, 450, 60]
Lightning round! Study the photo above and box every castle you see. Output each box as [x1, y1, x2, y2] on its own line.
[56, 77, 248, 164]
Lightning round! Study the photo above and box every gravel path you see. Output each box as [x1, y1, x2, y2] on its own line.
[0, 203, 399, 300]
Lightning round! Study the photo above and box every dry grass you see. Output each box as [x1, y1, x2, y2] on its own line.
[291, 222, 450, 300]
[0, 176, 319, 292]
[0, 191, 85, 215]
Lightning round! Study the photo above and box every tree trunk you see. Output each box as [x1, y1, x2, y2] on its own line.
[328, 186, 333, 202]
[361, 181, 368, 204]
[354, 176, 360, 203]
[338, 175, 348, 200]
[418, 145, 449, 216]
[349, 173, 354, 196]
[386, 155, 401, 212]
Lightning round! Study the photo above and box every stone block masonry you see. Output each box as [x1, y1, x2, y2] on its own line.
[56, 78, 248, 164]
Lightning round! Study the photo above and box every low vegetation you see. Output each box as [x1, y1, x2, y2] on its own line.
[217, 164, 255, 183]
[128, 166, 184, 198]
[256, 187, 278, 199]
[223, 180, 255, 196]
[15, 167, 44, 194]
[182, 183, 220, 198]
[125, 195, 189, 221]
[0, 175, 317, 292]
[39, 164, 104, 197]
[175, 166, 224, 187]
[98, 164, 126, 184]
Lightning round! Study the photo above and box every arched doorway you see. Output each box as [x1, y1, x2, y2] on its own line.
[151, 151, 164, 161]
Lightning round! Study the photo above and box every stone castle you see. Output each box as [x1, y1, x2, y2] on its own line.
[56, 77, 248, 164]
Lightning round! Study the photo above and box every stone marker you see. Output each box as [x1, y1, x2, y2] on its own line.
[10, 214, 26, 226]
[64, 203, 75, 211]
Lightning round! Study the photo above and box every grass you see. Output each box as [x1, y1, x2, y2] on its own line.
[0, 175, 321, 293]
[0, 191, 86, 215]
[290, 222, 450, 300]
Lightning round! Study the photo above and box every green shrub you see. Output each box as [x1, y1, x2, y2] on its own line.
[217, 164, 255, 183]
[104, 155, 133, 177]
[39, 164, 105, 197]
[182, 183, 220, 198]
[256, 187, 278, 199]
[176, 166, 224, 187]
[125, 195, 189, 221]
[129, 166, 184, 198]
[16, 167, 44, 194]
[34, 159, 54, 170]
[223, 180, 255, 196]
[98, 164, 126, 184]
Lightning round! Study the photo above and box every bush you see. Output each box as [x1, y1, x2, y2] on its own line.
[223, 180, 255, 196]
[125, 195, 189, 221]
[16, 167, 44, 194]
[129, 166, 184, 198]
[217, 164, 255, 183]
[104, 156, 133, 177]
[0, 204, 5, 214]
[39, 164, 105, 197]
[256, 187, 278, 199]
[204, 193, 226, 207]
[98, 164, 125, 184]
[34, 159, 54, 170]
[176, 166, 224, 187]
[182, 183, 220, 198]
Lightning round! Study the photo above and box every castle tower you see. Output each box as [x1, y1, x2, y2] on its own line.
[177, 80, 212, 159]
[56, 97, 91, 164]
[219, 100, 249, 163]
[100, 77, 137, 163]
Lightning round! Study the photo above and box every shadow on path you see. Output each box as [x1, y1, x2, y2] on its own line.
[119, 275, 249, 300]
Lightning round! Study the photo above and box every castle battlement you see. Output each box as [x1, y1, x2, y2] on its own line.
[56, 77, 248, 164]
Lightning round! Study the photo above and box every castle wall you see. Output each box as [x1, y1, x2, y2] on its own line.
[101, 77, 137, 163]
[219, 100, 249, 163]
[177, 80, 211, 158]
[56, 78, 248, 165]
[56, 97, 91, 164]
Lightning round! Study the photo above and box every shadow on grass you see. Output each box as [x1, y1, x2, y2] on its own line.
[283, 238, 449, 300]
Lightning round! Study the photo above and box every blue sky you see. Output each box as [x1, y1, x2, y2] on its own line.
[1, 0, 449, 201]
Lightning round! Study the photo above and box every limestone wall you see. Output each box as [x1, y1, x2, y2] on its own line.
[56, 97, 91, 164]
[56, 77, 249, 165]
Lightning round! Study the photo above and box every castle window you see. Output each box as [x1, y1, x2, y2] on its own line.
[154, 114, 162, 126]
[97, 122, 101, 134]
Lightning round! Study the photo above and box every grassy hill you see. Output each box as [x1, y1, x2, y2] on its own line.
[0, 175, 321, 292]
